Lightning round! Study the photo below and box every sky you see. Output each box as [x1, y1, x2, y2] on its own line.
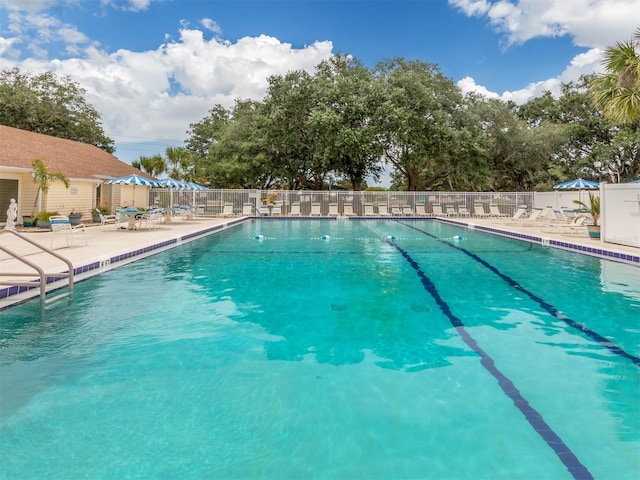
[0, 0, 638, 187]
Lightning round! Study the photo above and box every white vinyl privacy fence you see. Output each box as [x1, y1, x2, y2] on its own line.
[601, 183, 640, 248]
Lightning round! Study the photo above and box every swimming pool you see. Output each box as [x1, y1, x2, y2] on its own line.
[1, 219, 638, 479]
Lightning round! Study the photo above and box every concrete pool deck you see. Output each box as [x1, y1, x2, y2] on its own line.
[1, 215, 638, 309]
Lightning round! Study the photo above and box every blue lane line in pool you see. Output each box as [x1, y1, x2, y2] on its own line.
[397, 221, 640, 367]
[388, 239, 594, 480]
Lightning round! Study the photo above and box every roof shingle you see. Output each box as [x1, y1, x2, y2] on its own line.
[0, 125, 153, 180]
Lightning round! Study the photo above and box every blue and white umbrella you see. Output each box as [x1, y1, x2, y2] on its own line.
[186, 182, 207, 191]
[157, 178, 190, 190]
[553, 178, 599, 190]
[553, 178, 599, 204]
[104, 173, 159, 187]
[104, 174, 159, 205]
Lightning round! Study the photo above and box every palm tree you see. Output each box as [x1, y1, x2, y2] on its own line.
[133, 154, 166, 177]
[590, 28, 640, 125]
[31, 158, 69, 215]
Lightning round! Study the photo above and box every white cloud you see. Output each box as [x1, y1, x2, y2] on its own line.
[0, 25, 333, 159]
[200, 18, 222, 36]
[461, 46, 606, 105]
[457, 76, 501, 99]
[100, 0, 154, 12]
[449, 0, 639, 47]
[0, 0, 56, 11]
[450, 0, 634, 105]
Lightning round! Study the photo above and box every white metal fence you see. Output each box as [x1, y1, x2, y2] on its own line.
[148, 189, 535, 218]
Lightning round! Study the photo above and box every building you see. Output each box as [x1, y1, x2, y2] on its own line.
[0, 125, 155, 223]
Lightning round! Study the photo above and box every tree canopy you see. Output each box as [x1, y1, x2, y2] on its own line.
[0, 67, 115, 153]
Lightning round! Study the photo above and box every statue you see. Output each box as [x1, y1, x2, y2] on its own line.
[4, 198, 17, 230]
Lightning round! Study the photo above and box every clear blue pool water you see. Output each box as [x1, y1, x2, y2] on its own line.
[1, 219, 638, 479]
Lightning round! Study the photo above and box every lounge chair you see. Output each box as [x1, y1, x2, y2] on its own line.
[492, 206, 527, 224]
[289, 202, 301, 216]
[363, 203, 375, 216]
[402, 205, 414, 216]
[242, 203, 254, 216]
[391, 205, 402, 216]
[271, 203, 282, 216]
[50, 215, 87, 248]
[221, 203, 235, 217]
[343, 204, 356, 216]
[377, 203, 391, 216]
[458, 205, 471, 217]
[540, 215, 588, 234]
[444, 204, 457, 216]
[510, 207, 543, 226]
[489, 204, 509, 217]
[310, 203, 322, 216]
[415, 203, 426, 216]
[328, 203, 339, 216]
[473, 203, 490, 217]
[431, 204, 447, 217]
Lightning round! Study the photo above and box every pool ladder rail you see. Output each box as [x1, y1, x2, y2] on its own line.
[0, 229, 74, 303]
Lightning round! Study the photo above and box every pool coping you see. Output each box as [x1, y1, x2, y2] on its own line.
[1, 215, 637, 310]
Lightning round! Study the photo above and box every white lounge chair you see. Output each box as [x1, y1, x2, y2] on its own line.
[458, 206, 471, 217]
[444, 204, 457, 216]
[363, 203, 375, 216]
[493, 206, 527, 224]
[402, 205, 414, 216]
[473, 203, 490, 217]
[510, 207, 543, 225]
[431, 204, 447, 217]
[242, 203, 254, 216]
[540, 215, 588, 234]
[377, 203, 391, 216]
[414, 203, 426, 216]
[221, 203, 234, 217]
[489, 204, 509, 217]
[343, 204, 355, 216]
[310, 203, 322, 216]
[328, 203, 339, 216]
[391, 205, 402, 216]
[289, 202, 301, 216]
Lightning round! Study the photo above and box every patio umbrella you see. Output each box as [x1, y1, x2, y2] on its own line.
[553, 178, 600, 190]
[104, 174, 159, 206]
[187, 182, 207, 190]
[157, 178, 190, 189]
[157, 178, 191, 208]
[553, 178, 599, 203]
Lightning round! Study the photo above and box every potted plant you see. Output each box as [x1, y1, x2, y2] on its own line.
[68, 209, 83, 226]
[259, 193, 278, 216]
[91, 205, 111, 223]
[573, 193, 601, 239]
[33, 211, 60, 229]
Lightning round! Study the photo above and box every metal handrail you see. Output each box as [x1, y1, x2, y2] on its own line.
[0, 229, 74, 300]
